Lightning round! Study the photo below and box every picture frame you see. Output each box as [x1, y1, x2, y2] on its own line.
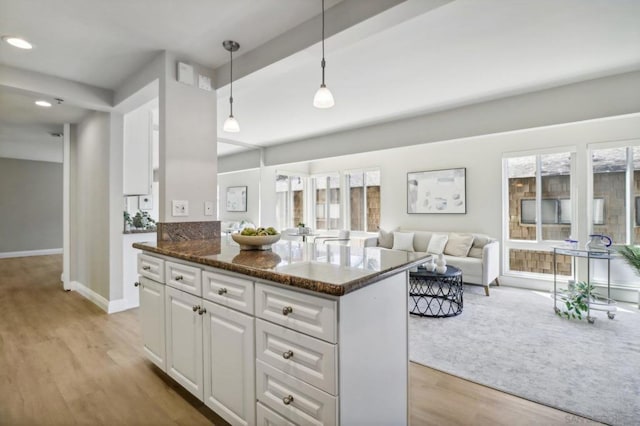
[226, 186, 247, 212]
[408, 168, 466, 214]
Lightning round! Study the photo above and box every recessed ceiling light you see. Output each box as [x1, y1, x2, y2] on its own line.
[35, 100, 52, 107]
[2, 36, 33, 50]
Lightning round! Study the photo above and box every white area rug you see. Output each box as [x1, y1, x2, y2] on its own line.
[409, 285, 640, 426]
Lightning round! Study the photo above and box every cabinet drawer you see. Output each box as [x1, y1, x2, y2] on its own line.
[138, 253, 165, 283]
[256, 319, 337, 395]
[166, 261, 202, 296]
[257, 402, 296, 426]
[203, 271, 254, 315]
[256, 360, 337, 426]
[255, 284, 336, 343]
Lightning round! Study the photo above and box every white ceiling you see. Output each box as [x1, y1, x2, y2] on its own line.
[1, 0, 640, 161]
[217, 0, 640, 153]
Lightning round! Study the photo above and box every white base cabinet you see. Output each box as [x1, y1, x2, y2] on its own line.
[165, 286, 204, 400]
[203, 301, 255, 426]
[137, 253, 409, 426]
[139, 277, 166, 371]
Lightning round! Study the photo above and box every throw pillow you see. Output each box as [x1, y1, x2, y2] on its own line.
[377, 227, 394, 249]
[392, 232, 415, 252]
[468, 247, 483, 258]
[444, 233, 475, 257]
[427, 233, 449, 254]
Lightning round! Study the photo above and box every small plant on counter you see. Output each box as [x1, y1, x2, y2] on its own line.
[123, 211, 133, 231]
[556, 281, 598, 320]
[132, 211, 156, 230]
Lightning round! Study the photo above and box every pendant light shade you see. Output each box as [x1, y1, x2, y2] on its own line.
[223, 115, 240, 132]
[313, 85, 334, 109]
[313, 0, 334, 109]
[223, 40, 240, 132]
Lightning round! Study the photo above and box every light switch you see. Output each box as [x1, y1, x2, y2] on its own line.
[172, 200, 189, 217]
[204, 201, 214, 216]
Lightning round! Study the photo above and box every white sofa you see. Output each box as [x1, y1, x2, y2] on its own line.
[377, 228, 500, 296]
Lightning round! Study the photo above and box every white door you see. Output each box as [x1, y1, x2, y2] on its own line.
[139, 277, 166, 371]
[165, 286, 203, 400]
[203, 300, 255, 426]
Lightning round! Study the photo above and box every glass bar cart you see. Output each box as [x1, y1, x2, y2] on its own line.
[553, 247, 617, 324]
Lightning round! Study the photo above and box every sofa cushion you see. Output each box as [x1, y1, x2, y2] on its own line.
[427, 233, 448, 254]
[468, 247, 483, 258]
[412, 231, 433, 252]
[444, 233, 474, 257]
[468, 234, 494, 258]
[392, 232, 415, 252]
[377, 227, 395, 249]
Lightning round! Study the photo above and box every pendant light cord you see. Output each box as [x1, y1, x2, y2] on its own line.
[229, 48, 234, 116]
[321, 0, 326, 86]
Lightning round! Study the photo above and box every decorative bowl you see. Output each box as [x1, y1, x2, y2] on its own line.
[231, 233, 281, 251]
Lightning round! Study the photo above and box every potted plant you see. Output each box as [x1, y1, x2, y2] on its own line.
[555, 281, 598, 320]
[123, 211, 133, 231]
[616, 245, 640, 276]
[297, 222, 306, 234]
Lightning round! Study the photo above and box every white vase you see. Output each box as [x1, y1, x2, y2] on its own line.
[437, 253, 446, 267]
[435, 264, 447, 274]
[424, 258, 436, 272]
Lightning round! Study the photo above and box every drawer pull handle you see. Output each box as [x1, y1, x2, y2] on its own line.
[282, 306, 293, 316]
[282, 350, 294, 359]
[192, 305, 200, 312]
[142, 266, 151, 271]
[218, 288, 227, 295]
[282, 395, 294, 405]
[134, 281, 140, 287]
[175, 275, 184, 281]
[198, 307, 207, 315]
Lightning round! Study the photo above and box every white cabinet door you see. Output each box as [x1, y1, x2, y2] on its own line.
[165, 286, 203, 400]
[203, 300, 255, 426]
[139, 277, 165, 371]
[123, 106, 152, 195]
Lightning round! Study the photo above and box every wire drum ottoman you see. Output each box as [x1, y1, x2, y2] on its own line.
[409, 265, 463, 317]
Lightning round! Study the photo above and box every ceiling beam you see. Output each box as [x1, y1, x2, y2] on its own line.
[0, 64, 113, 111]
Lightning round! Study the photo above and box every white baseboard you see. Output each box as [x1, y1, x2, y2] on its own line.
[108, 298, 139, 314]
[71, 281, 139, 313]
[0, 248, 63, 259]
[71, 280, 109, 312]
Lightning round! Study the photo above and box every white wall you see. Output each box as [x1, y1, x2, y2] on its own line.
[218, 169, 260, 225]
[159, 52, 218, 222]
[71, 111, 111, 300]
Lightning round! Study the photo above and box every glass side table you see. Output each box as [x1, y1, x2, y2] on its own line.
[552, 247, 617, 324]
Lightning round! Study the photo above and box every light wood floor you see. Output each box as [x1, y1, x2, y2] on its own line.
[0, 255, 598, 425]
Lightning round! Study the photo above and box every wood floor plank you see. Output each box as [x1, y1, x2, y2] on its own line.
[0, 255, 598, 425]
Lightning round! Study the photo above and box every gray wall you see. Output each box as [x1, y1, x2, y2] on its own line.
[0, 158, 63, 253]
[70, 111, 111, 299]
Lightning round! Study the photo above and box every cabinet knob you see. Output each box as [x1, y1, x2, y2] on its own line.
[192, 305, 200, 312]
[217, 288, 227, 295]
[282, 395, 294, 405]
[142, 266, 151, 271]
[134, 282, 140, 287]
[282, 350, 294, 359]
[282, 306, 293, 316]
[175, 275, 184, 281]
[198, 307, 207, 315]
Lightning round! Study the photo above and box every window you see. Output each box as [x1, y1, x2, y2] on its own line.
[275, 173, 304, 231]
[504, 151, 575, 277]
[591, 145, 640, 245]
[312, 174, 340, 230]
[346, 170, 380, 232]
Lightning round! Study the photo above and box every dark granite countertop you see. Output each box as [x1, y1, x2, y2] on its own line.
[124, 229, 157, 234]
[133, 239, 429, 296]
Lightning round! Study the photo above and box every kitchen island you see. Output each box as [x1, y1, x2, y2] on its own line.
[133, 238, 428, 426]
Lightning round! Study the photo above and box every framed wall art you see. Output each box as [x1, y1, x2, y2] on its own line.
[407, 168, 466, 214]
[226, 186, 247, 212]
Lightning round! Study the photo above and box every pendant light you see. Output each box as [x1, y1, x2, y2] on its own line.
[313, 0, 335, 109]
[223, 40, 240, 132]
